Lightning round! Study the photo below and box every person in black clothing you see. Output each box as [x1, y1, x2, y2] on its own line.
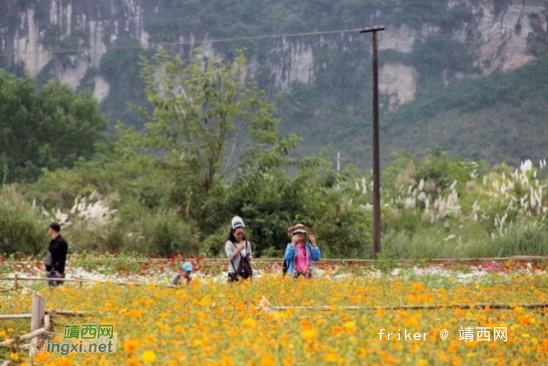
[44, 222, 68, 288]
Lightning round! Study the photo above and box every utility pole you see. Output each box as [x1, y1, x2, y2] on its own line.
[360, 25, 385, 259]
[337, 151, 341, 173]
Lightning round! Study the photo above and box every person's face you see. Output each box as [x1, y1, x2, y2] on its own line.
[295, 232, 306, 242]
[234, 228, 245, 240]
[47, 227, 53, 238]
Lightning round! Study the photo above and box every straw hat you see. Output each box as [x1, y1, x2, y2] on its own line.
[287, 223, 313, 238]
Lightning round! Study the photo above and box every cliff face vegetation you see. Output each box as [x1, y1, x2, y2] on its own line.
[1, 0, 548, 165]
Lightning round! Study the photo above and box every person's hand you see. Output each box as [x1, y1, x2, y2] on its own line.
[291, 235, 298, 246]
[237, 241, 246, 251]
[309, 234, 317, 247]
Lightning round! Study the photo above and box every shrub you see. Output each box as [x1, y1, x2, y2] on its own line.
[0, 186, 46, 256]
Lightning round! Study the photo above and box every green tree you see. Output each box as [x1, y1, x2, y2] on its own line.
[140, 49, 297, 223]
[0, 70, 107, 183]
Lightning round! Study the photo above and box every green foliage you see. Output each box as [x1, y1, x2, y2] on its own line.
[119, 209, 200, 256]
[0, 186, 46, 255]
[381, 54, 548, 166]
[0, 70, 107, 183]
[388, 55, 548, 127]
[139, 48, 297, 223]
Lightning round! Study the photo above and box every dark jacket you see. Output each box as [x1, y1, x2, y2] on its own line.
[46, 235, 68, 273]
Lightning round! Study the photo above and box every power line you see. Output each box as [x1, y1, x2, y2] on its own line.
[0, 27, 365, 58]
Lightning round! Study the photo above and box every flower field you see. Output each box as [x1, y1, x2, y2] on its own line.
[1, 262, 548, 365]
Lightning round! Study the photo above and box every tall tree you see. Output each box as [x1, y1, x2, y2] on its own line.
[140, 49, 298, 220]
[0, 70, 107, 183]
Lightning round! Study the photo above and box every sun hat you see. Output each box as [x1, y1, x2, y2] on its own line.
[287, 223, 312, 238]
[231, 216, 245, 230]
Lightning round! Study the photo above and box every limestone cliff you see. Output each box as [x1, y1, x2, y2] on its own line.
[1, 0, 547, 108]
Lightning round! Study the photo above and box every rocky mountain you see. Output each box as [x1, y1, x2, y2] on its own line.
[2, 0, 548, 165]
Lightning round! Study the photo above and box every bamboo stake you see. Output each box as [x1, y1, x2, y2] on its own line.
[271, 302, 548, 311]
[0, 277, 178, 288]
[0, 316, 52, 350]
[1, 277, 92, 283]
[0, 315, 32, 319]
[29, 315, 51, 358]
[0, 328, 47, 348]
[0, 310, 93, 321]
[46, 310, 93, 317]
[4, 255, 548, 265]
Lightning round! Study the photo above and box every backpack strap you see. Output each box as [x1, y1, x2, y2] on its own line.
[229, 241, 250, 273]
[229, 241, 238, 273]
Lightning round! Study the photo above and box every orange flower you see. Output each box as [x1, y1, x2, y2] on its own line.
[126, 357, 143, 366]
[123, 339, 139, 355]
[260, 355, 275, 366]
[519, 314, 534, 326]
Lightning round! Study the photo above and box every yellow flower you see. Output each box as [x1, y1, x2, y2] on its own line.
[242, 317, 257, 328]
[301, 329, 317, 340]
[142, 350, 157, 363]
[324, 353, 339, 363]
[9, 353, 19, 361]
[343, 321, 356, 332]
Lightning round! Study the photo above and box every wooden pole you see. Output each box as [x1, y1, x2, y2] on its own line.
[360, 25, 385, 259]
[30, 295, 45, 332]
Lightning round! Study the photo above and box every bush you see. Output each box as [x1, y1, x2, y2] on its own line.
[145, 211, 200, 256]
[0, 186, 46, 256]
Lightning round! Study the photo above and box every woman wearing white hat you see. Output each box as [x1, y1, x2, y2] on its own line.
[225, 216, 253, 282]
[284, 224, 321, 278]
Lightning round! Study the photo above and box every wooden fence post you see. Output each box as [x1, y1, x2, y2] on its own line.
[29, 295, 45, 358]
[13, 274, 17, 290]
[30, 295, 45, 331]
